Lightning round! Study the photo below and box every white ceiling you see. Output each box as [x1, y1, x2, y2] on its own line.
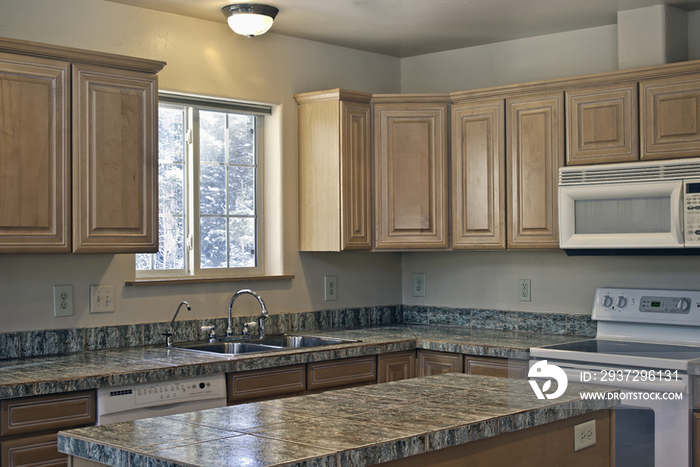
[104, 0, 700, 57]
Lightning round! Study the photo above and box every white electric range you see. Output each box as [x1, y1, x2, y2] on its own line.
[530, 287, 700, 467]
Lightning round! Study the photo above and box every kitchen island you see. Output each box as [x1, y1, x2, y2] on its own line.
[58, 373, 617, 467]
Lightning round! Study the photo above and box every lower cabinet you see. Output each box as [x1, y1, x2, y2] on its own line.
[227, 365, 306, 403]
[0, 390, 96, 467]
[378, 351, 416, 383]
[464, 356, 528, 380]
[307, 356, 377, 391]
[417, 350, 463, 377]
[694, 412, 700, 467]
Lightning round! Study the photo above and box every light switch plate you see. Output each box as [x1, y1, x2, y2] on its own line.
[574, 419, 596, 451]
[413, 273, 426, 297]
[90, 285, 115, 313]
[53, 285, 73, 317]
[324, 276, 338, 301]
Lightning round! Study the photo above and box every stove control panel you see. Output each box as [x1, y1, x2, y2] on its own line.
[594, 288, 700, 325]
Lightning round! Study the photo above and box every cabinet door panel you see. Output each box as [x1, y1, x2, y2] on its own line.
[375, 103, 448, 249]
[341, 101, 372, 250]
[465, 356, 527, 379]
[227, 365, 306, 403]
[451, 99, 506, 249]
[377, 351, 416, 383]
[0, 53, 70, 252]
[1, 433, 66, 467]
[72, 63, 157, 253]
[416, 350, 463, 377]
[507, 92, 564, 249]
[566, 83, 638, 165]
[641, 74, 700, 160]
[307, 356, 377, 391]
[1, 391, 95, 437]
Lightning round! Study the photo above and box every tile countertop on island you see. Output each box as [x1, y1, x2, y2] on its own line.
[57, 373, 618, 467]
[0, 324, 589, 400]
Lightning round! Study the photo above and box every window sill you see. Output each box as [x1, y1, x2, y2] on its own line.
[125, 274, 294, 286]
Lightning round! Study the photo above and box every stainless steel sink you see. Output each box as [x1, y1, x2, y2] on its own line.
[172, 334, 361, 355]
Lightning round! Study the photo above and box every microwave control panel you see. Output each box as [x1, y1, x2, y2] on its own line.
[684, 180, 700, 246]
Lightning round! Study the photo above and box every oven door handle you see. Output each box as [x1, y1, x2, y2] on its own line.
[561, 368, 689, 393]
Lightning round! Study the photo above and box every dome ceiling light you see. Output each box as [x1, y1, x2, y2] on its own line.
[222, 4, 279, 38]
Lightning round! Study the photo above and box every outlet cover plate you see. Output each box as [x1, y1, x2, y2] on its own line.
[519, 279, 531, 302]
[53, 285, 73, 317]
[324, 276, 338, 301]
[413, 273, 426, 297]
[90, 285, 115, 313]
[574, 419, 596, 451]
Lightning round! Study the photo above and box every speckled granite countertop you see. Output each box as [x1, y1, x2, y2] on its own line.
[58, 373, 616, 467]
[0, 325, 585, 400]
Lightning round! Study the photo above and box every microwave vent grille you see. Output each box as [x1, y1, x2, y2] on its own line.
[560, 160, 700, 186]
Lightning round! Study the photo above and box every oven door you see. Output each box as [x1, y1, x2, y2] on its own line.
[542, 360, 691, 467]
[559, 180, 684, 249]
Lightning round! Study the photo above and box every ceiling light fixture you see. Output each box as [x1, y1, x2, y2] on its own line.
[222, 4, 279, 38]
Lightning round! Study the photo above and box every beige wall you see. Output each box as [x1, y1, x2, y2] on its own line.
[0, 0, 402, 332]
[400, 25, 619, 93]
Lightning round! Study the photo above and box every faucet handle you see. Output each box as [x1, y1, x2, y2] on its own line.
[242, 321, 257, 338]
[200, 325, 216, 342]
[161, 332, 173, 347]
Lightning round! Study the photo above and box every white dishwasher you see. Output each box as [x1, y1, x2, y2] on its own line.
[96, 373, 227, 425]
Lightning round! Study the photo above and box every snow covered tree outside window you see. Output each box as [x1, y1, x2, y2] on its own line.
[136, 97, 265, 277]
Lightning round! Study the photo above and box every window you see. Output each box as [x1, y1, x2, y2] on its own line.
[136, 93, 270, 277]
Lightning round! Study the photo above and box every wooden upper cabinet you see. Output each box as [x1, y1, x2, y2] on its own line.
[0, 53, 70, 252]
[641, 73, 700, 160]
[506, 91, 564, 249]
[72, 64, 158, 253]
[296, 89, 372, 252]
[451, 98, 506, 249]
[374, 98, 449, 249]
[566, 83, 638, 165]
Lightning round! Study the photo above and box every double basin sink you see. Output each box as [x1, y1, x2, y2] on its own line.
[173, 334, 361, 356]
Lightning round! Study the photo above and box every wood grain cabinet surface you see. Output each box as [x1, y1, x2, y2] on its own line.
[451, 98, 506, 249]
[506, 91, 564, 249]
[0, 37, 164, 254]
[373, 99, 449, 249]
[565, 83, 638, 165]
[227, 365, 306, 404]
[307, 356, 377, 391]
[377, 351, 416, 383]
[0, 52, 71, 252]
[1, 433, 66, 467]
[694, 412, 700, 467]
[295, 89, 372, 252]
[641, 73, 700, 161]
[464, 356, 528, 380]
[416, 350, 463, 377]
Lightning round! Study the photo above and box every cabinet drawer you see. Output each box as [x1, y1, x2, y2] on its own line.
[307, 356, 377, 391]
[465, 356, 528, 379]
[1, 433, 66, 467]
[227, 365, 306, 403]
[0, 391, 95, 437]
[416, 350, 463, 377]
[378, 351, 416, 383]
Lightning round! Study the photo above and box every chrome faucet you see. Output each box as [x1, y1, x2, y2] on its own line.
[164, 301, 191, 347]
[227, 289, 268, 339]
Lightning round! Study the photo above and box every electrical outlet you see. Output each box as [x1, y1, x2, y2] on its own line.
[519, 279, 531, 302]
[574, 420, 596, 451]
[413, 273, 426, 297]
[324, 276, 338, 301]
[53, 285, 73, 317]
[90, 285, 115, 313]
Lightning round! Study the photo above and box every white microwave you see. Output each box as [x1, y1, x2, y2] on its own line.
[559, 158, 700, 253]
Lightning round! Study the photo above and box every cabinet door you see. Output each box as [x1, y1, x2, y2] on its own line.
[377, 351, 416, 383]
[227, 365, 306, 403]
[464, 356, 527, 379]
[695, 412, 700, 467]
[307, 356, 377, 391]
[506, 92, 564, 249]
[0, 53, 70, 252]
[451, 99, 506, 249]
[341, 101, 372, 250]
[641, 74, 700, 160]
[416, 350, 463, 377]
[374, 103, 449, 249]
[566, 83, 638, 165]
[1, 433, 66, 467]
[72, 63, 158, 253]
[1, 391, 95, 438]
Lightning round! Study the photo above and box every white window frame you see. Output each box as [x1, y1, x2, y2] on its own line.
[136, 92, 270, 279]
